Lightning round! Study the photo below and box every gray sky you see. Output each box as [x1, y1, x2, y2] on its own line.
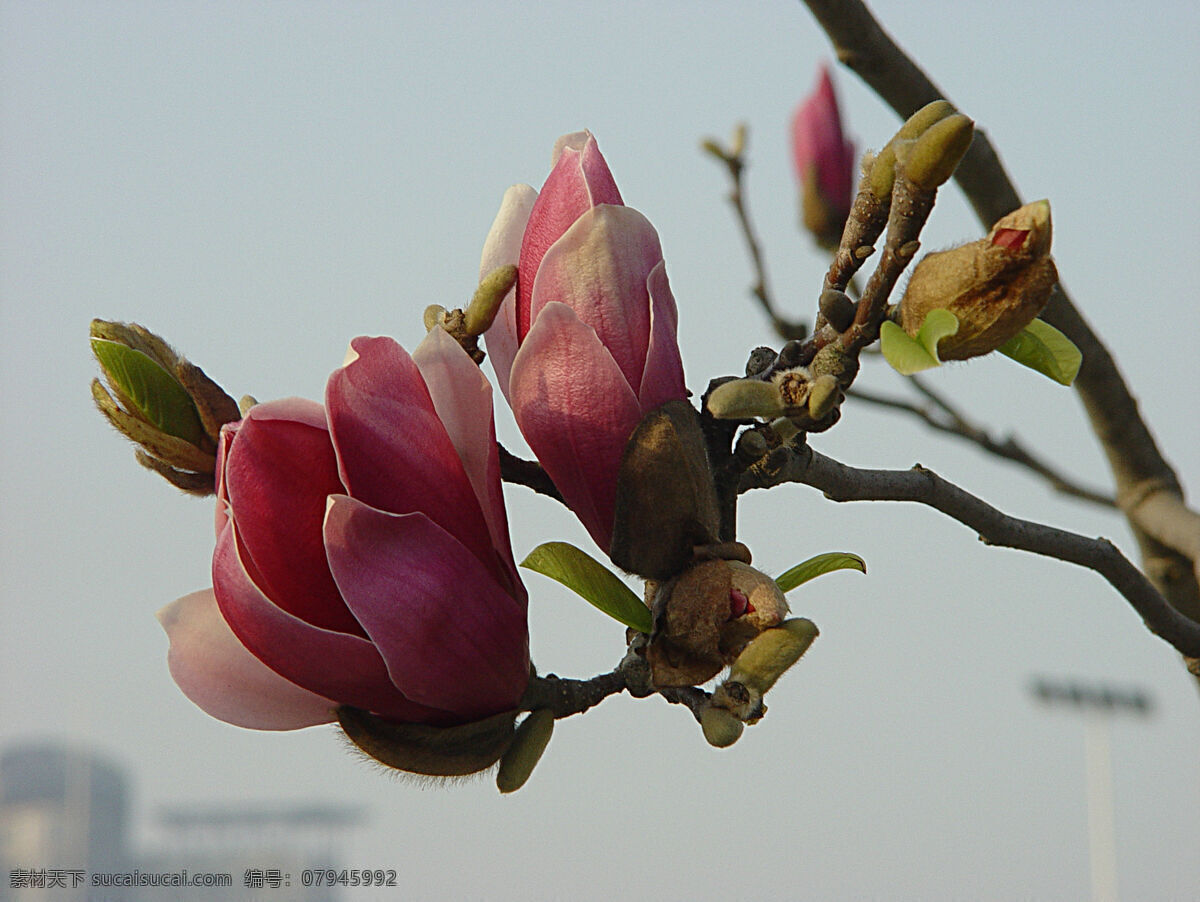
[3, 1, 1198, 899]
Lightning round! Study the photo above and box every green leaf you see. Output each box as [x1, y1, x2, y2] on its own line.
[775, 552, 866, 594]
[997, 318, 1082, 386]
[91, 338, 206, 444]
[520, 542, 652, 633]
[879, 310, 959, 375]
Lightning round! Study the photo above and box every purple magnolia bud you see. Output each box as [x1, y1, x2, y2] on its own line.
[790, 64, 856, 249]
[479, 132, 688, 553]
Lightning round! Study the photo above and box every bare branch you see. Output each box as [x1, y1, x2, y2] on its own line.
[800, 0, 1200, 673]
[703, 133, 808, 340]
[498, 443, 563, 503]
[849, 379, 1116, 509]
[739, 441, 1200, 658]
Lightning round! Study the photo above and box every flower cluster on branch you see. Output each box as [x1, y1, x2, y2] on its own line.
[89, 5, 1200, 793]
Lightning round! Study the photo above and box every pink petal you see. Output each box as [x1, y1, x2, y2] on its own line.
[791, 64, 854, 215]
[411, 328, 523, 595]
[158, 589, 338, 730]
[213, 521, 450, 723]
[479, 184, 537, 401]
[325, 336, 498, 580]
[529, 205, 662, 394]
[508, 302, 642, 551]
[221, 398, 361, 636]
[324, 496, 529, 719]
[517, 132, 623, 340]
[637, 260, 688, 412]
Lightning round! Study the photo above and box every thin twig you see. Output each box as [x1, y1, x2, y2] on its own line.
[848, 380, 1116, 509]
[704, 134, 807, 340]
[739, 440, 1200, 658]
[498, 443, 563, 503]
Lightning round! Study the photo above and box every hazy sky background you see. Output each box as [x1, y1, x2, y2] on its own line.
[3, 1, 1198, 899]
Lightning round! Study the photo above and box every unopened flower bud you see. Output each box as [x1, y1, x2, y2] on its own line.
[338, 706, 518, 778]
[700, 705, 745, 748]
[706, 378, 787, 420]
[898, 200, 1058, 360]
[496, 709, 554, 793]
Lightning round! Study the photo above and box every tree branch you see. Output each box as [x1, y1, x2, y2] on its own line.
[738, 440, 1200, 658]
[498, 444, 564, 503]
[800, 0, 1200, 676]
[849, 378, 1116, 509]
[703, 132, 808, 340]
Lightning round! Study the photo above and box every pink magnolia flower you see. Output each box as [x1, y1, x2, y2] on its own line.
[158, 328, 529, 730]
[791, 63, 856, 247]
[479, 131, 688, 552]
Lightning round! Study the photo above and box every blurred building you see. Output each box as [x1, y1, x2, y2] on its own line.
[0, 743, 130, 901]
[1, 741, 363, 902]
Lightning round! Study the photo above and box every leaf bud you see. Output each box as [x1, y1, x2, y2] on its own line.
[423, 304, 447, 331]
[706, 378, 787, 421]
[818, 288, 856, 333]
[465, 264, 518, 337]
[496, 709, 555, 793]
[806, 374, 842, 420]
[700, 705, 745, 748]
[865, 101, 957, 199]
[902, 113, 974, 190]
[726, 618, 819, 696]
[90, 320, 240, 494]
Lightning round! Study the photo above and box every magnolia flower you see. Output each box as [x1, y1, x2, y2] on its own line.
[479, 131, 688, 553]
[158, 329, 529, 730]
[791, 63, 856, 248]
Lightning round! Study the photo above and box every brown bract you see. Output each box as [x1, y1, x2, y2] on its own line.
[645, 560, 789, 688]
[898, 200, 1057, 360]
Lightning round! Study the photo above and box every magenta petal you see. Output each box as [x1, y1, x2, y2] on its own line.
[326, 336, 498, 578]
[222, 399, 361, 635]
[324, 496, 529, 719]
[516, 132, 623, 339]
[791, 64, 854, 215]
[508, 302, 642, 551]
[530, 205, 662, 393]
[480, 184, 537, 401]
[637, 260, 688, 411]
[213, 522, 450, 723]
[411, 328, 522, 593]
[158, 589, 337, 730]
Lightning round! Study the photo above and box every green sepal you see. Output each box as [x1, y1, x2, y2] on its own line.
[91, 338, 206, 444]
[775, 552, 866, 594]
[520, 541, 652, 634]
[879, 309, 959, 375]
[997, 318, 1081, 386]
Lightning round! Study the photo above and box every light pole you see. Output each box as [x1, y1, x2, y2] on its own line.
[1030, 678, 1153, 902]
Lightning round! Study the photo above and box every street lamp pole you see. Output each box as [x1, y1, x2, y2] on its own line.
[1030, 679, 1153, 902]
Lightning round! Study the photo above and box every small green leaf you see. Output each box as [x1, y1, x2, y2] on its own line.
[997, 318, 1081, 386]
[91, 338, 206, 444]
[775, 552, 866, 593]
[520, 542, 652, 633]
[880, 309, 959, 375]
